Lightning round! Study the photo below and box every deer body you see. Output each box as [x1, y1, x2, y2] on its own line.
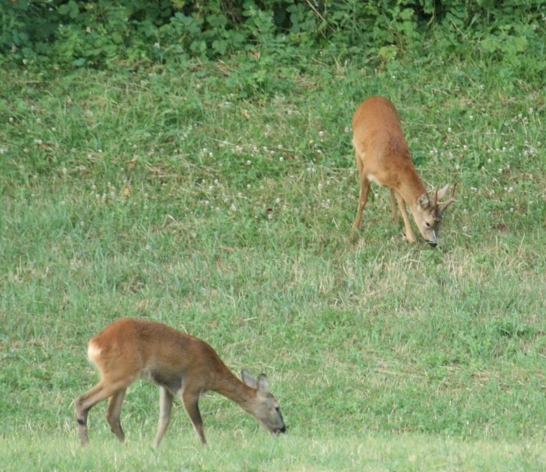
[75, 318, 285, 448]
[352, 96, 455, 245]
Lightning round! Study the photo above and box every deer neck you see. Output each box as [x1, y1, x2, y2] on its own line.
[396, 169, 427, 213]
[213, 371, 257, 413]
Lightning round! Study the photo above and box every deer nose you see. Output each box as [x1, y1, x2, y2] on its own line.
[427, 240, 437, 248]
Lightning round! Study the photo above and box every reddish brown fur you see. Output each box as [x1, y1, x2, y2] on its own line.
[352, 96, 455, 244]
[75, 318, 285, 447]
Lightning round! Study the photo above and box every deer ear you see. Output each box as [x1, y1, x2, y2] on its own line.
[241, 370, 258, 389]
[417, 193, 430, 209]
[257, 374, 270, 394]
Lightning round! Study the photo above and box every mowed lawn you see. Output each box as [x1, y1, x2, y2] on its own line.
[1, 53, 545, 470]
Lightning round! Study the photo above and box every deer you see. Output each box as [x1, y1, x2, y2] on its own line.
[351, 96, 456, 246]
[75, 318, 286, 448]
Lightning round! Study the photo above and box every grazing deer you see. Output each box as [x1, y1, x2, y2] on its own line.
[352, 96, 456, 246]
[75, 318, 286, 447]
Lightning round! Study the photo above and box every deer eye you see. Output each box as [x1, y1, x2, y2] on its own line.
[425, 222, 431, 228]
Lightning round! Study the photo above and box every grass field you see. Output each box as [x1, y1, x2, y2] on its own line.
[1, 50, 545, 470]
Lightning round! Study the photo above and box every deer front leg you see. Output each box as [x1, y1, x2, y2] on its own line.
[154, 387, 174, 448]
[353, 175, 370, 229]
[394, 191, 417, 243]
[182, 390, 207, 445]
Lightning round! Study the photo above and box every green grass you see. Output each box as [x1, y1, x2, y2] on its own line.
[0, 49, 545, 470]
[1, 433, 546, 471]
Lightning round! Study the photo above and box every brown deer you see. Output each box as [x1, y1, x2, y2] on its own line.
[75, 318, 286, 447]
[352, 96, 456, 246]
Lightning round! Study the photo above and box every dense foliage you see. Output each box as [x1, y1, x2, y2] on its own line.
[2, 0, 545, 70]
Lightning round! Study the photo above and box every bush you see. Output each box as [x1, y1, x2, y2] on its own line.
[1, 0, 545, 68]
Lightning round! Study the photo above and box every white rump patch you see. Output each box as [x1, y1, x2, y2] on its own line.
[87, 341, 102, 364]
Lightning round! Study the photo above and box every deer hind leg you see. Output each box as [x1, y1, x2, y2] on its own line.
[353, 155, 371, 229]
[106, 388, 127, 442]
[394, 191, 417, 243]
[181, 389, 207, 445]
[154, 387, 174, 448]
[389, 189, 397, 221]
[75, 379, 132, 448]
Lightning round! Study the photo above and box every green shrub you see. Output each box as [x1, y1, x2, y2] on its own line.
[1, 0, 544, 68]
